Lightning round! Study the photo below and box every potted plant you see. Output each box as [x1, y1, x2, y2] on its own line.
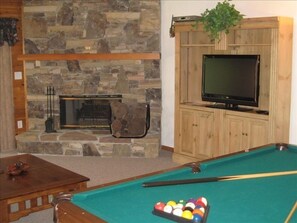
[197, 0, 243, 49]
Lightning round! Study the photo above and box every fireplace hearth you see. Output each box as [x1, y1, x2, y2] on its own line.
[17, 95, 160, 158]
[59, 94, 122, 130]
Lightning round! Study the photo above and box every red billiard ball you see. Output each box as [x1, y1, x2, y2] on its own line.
[154, 202, 166, 211]
[196, 197, 208, 207]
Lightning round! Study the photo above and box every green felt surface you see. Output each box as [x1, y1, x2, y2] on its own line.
[72, 144, 297, 223]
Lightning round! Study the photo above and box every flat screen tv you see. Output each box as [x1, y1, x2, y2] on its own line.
[202, 54, 260, 111]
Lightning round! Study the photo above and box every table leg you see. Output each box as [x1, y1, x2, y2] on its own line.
[0, 199, 9, 223]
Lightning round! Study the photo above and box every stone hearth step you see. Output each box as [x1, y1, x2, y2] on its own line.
[16, 130, 160, 158]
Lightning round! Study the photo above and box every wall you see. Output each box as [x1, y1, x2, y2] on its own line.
[161, 1, 297, 147]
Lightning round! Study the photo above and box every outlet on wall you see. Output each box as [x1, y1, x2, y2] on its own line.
[14, 71, 22, 80]
[17, 120, 23, 129]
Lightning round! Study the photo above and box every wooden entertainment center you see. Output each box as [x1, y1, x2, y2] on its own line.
[173, 17, 293, 164]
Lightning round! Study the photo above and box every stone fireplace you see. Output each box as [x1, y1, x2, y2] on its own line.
[16, 0, 161, 158]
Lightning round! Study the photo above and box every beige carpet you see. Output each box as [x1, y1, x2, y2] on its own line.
[1, 150, 178, 223]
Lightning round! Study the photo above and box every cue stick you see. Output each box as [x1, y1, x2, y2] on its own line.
[284, 201, 297, 223]
[142, 170, 297, 187]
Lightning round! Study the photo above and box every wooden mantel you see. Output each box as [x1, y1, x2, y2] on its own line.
[18, 53, 161, 61]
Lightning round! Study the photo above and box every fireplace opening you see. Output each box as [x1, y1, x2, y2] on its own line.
[59, 94, 122, 129]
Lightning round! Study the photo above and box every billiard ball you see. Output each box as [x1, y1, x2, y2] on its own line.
[172, 208, 183, 217]
[174, 202, 184, 209]
[193, 208, 204, 217]
[167, 200, 177, 207]
[163, 204, 173, 213]
[185, 201, 196, 210]
[154, 202, 165, 211]
[187, 198, 196, 204]
[178, 199, 186, 206]
[196, 206, 205, 213]
[193, 213, 203, 222]
[184, 206, 194, 212]
[182, 210, 193, 220]
[196, 197, 208, 207]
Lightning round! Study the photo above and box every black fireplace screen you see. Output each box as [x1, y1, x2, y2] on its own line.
[59, 95, 122, 129]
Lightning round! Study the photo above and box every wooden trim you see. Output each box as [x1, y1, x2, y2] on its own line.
[161, 145, 174, 152]
[174, 16, 282, 32]
[17, 53, 161, 61]
[56, 202, 106, 223]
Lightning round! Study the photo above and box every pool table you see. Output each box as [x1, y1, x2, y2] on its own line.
[53, 143, 297, 223]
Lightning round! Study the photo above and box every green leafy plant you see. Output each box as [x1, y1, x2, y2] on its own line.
[198, 0, 243, 41]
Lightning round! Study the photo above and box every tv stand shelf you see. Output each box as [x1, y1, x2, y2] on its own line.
[205, 104, 253, 112]
[173, 17, 293, 164]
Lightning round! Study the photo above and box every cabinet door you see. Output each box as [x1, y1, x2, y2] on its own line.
[178, 109, 214, 158]
[245, 119, 269, 149]
[224, 116, 245, 153]
[194, 111, 214, 158]
[224, 115, 268, 153]
[178, 109, 196, 157]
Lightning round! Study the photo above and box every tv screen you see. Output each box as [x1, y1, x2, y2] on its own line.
[202, 54, 260, 110]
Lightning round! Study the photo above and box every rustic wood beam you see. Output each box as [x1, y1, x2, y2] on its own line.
[17, 53, 161, 61]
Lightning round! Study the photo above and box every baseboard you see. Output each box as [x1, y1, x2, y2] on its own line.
[161, 145, 174, 152]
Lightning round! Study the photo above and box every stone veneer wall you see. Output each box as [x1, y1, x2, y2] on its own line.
[16, 0, 161, 157]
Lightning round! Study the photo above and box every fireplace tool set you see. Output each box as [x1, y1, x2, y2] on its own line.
[45, 86, 56, 133]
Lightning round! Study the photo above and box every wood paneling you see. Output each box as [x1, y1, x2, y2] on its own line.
[0, 0, 27, 135]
